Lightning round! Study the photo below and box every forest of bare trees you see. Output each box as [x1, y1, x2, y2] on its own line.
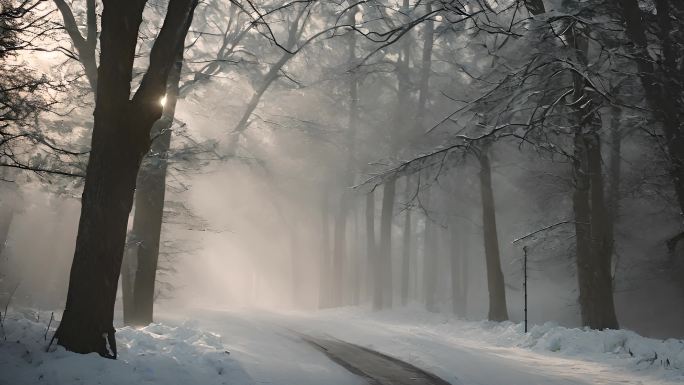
[1, 0, 683, 362]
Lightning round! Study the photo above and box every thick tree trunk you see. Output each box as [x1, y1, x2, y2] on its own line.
[55, 0, 197, 357]
[56, 119, 148, 356]
[562, 6, 619, 329]
[587, 133, 619, 329]
[125, 52, 183, 326]
[378, 179, 396, 309]
[478, 147, 508, 322]
[573, 132, 619, 330]
[524, 0, 619, 329]
[400, 177, 412, 306]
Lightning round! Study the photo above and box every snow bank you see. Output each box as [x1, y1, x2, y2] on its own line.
[289, 306, 684, 384]
[0, 310, 251, 385]
[502, 321, 684, 368]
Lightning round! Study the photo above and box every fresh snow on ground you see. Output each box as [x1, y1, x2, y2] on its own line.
[0, 310, 252, 385]
[0, 308, 364, 385]
[277, 306, 684, 385]
[2, 306, 683, 385]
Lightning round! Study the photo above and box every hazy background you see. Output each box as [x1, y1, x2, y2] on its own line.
[1, 0, 683, 341]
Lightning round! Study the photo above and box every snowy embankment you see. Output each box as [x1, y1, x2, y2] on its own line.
[0, 310, 251, 385]
[281, 306, 684, 385]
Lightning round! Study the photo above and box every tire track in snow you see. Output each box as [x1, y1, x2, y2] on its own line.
[302, 335, 453, 385]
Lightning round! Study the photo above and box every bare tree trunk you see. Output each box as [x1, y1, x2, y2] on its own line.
[400, 177, 412, 306]
[573, 131, 619, 330]
[121, 244, 136, 325]
[606, 108, 622, 279]
[422, 190, 438, 312]
[459, 232, 468, 317]
[54, 0, 184, 328]
[0, 176, 17, 260]
[410, 210, 420, 301]
[0, 207, 12, 258]
[524, 0, 618, 329]
[289, 223, 300, 307]
[318, 190, 331, 309]
[374, 0, 412, 310]
[378, 179, 396, 309]
[55, 0, 197, 357]
[331, 194, 347, 307]
[126, 51, 183, 326]
[563, 5, 619, 329]
[449, 219, 467, 317]
[408, 0, 435, 308]
[414, 0, 434, 132]
[350, 202, 361, 305]
[587, 133, 619, 329]
[330, 8, 359, 307]
[478, 146, 509, 321]
[367, 191, 380, 309]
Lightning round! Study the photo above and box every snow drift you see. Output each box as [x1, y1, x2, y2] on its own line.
[0, 310, 250, 385]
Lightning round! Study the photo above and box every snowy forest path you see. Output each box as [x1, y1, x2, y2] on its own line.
[249, 309, 677, 385]
[159, 308, 366, 385]
[162, 308, 451, 384]
[160, 308, 678, 385]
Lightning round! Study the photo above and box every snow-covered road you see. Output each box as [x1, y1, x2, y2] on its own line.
[159, 309, 365, 385]
[166, 307, 683, 385]
[3, 307, 682, 385]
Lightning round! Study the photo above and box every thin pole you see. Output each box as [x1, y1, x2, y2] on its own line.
[523, 246, 528, 333]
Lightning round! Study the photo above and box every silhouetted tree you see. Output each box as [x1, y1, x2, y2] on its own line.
[54, 0, 198, 357]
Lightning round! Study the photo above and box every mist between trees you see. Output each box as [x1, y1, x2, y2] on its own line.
[0, 0, 683, 357]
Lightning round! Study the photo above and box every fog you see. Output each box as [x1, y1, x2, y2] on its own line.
[1, 0, 684, 350]
[3, 125, 683, 337]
